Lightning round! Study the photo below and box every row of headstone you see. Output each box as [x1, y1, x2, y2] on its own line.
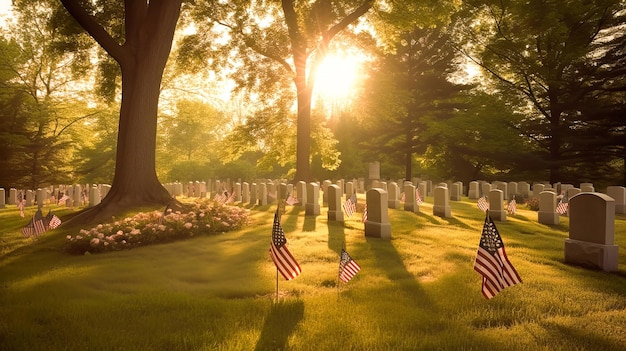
[351, 186, 621, 272]
[0, 184, 110, 209]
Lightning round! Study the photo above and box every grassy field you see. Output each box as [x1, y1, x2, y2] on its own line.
[1, 197, 625, 350]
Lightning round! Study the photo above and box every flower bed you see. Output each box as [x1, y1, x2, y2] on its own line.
[66, 199, 249, 254]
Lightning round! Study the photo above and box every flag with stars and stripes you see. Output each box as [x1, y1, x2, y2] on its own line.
[362, 203, 368, 223]
[45, 210, 62, 229]
[342, 193, 357, 218]
[477, 195, 489, 212]
[507, 197, 517, 215]
[21, 217, 35, 238]
[269, 209, 301, 281]
[339, 248, 361, 283]
[33, 209, 47, 236]
[416, 188, 423, 205]
[473, 212, 522, 299]
[286, 192, 298, 206]
[556, 192, 569, 216]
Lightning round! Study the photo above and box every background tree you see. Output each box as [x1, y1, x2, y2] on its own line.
[456, 0, 626, 184]
[356, 25, 474, 181]
[180, 0, 375, 182]
[0, 1, 95, 189]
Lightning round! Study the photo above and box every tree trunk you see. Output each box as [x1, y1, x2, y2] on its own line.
[62, 1, 182, 224]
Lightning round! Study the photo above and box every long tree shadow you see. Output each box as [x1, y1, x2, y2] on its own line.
[302, 213, 317, 232]
[254, 299, 305, 351]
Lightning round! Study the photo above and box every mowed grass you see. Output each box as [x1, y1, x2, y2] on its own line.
[1, 197, 625, 351]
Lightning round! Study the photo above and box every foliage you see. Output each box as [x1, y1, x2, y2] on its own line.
[455, 0, 626, 184]
[65, 199, 249, 254]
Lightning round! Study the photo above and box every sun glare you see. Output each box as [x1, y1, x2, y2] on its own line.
[313, 53, 362, 103]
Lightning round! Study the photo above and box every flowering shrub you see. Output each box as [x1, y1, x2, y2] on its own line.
[66, 199, 249, 254]
[524, 197, 540, 211]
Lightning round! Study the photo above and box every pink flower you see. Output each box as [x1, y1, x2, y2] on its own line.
[90, 238, 100, 247]
[184, 222, 193, 229]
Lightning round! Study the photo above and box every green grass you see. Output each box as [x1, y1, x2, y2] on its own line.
[1, 197, 625, 350]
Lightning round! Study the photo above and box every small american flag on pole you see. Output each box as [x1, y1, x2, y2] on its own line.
[286, 192, 298, 206]
[416, 188, 423, 205]
[342, 193, 356, 218]
[21, 218, 35, 238]
[507, 197, 517, 215]
[269, 209, 301, 280]
[473, 212, 522, 299]
[33, 209, 47, 237]
[556, 192, 569, 216]
[477, 195, 489, 212]
[339, 248, 361, 283]
[45, 210, 62, 229]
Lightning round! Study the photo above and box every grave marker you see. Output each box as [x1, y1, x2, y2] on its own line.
[364, 188, 391, 239]
[565, 193, 618, 272]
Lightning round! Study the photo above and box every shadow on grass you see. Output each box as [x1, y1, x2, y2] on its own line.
[439, 215, 474, 230]
[365, 236, 432, 304]
[327, 220, 345, 254]
[254, 299, 304, 351]
[303, 214, 317, 232]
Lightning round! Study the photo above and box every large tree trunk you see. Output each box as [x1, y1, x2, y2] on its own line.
[62, 0, 182, 224]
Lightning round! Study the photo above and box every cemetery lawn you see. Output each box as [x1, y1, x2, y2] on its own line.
[1, 198, 625, 350]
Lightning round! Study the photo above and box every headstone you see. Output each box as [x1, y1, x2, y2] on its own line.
[426, 180, 433, 196]
[494, 182, 508, 201]
[481, 183, 492, 198]
[489, 189, 506, 222]
[580, 183, 594, 193]
[8, 188, 16, 205]
[606, 186, 626, 214]
[364, 188, 391, 239]
[234, 183, 242, 203]
[507, 182, 518, 201]
[468, 181, 480, 200]
[322, 180, 331, 205]
[388, 182, 399, 209]
[538, 191, 559, 225]
[89, 185, 101, 207]
[241, 182, 249, 203]
[565, 193, 618, 272]
[418, 182, 428, 202]
[267, 182, 277, 204]
[433, 186, 451, 218]
[327, 185, 344, 222]
[567, 188, 581, 197]
[25, 190, 33, 207]
[450, 182, 462, 201]
[258, 183, 267, 206]
[518, 182, 531, 198]
[296, 181, 306, 206]
[73, 185, 83, 206]
[533, 183, 545, 198]
[250, 183, 258, 205]
[0, 188, 4, 209]
[305, 182, 320, 215]
[368, 161, 380, 182]
[403, 184, 418, 213]
[345, 182, 354, 199]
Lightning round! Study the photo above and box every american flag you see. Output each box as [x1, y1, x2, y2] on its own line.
[400, 192, 405, 202]
[556, 192, 569, 216]
[21, 217, 35, 238]
[45, 211, 62, 229]
[18, 199, 25, 218]
[362, 203, 368, 223]
[507, 197, 517, 215]
[33, 209, 47, 237]
[473, 212, 522, 299]
[58, 194, 70, 206]
[477, 195, 489, 212]
[339, 248, 361, 283]
[286, 192, 298, 206]
[269, 209, 301, 280]
[342, 193, 357, 218]
[416, 188, 423, 205]
[225, 190, 236, 204]
[214, 190, 227, 204]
